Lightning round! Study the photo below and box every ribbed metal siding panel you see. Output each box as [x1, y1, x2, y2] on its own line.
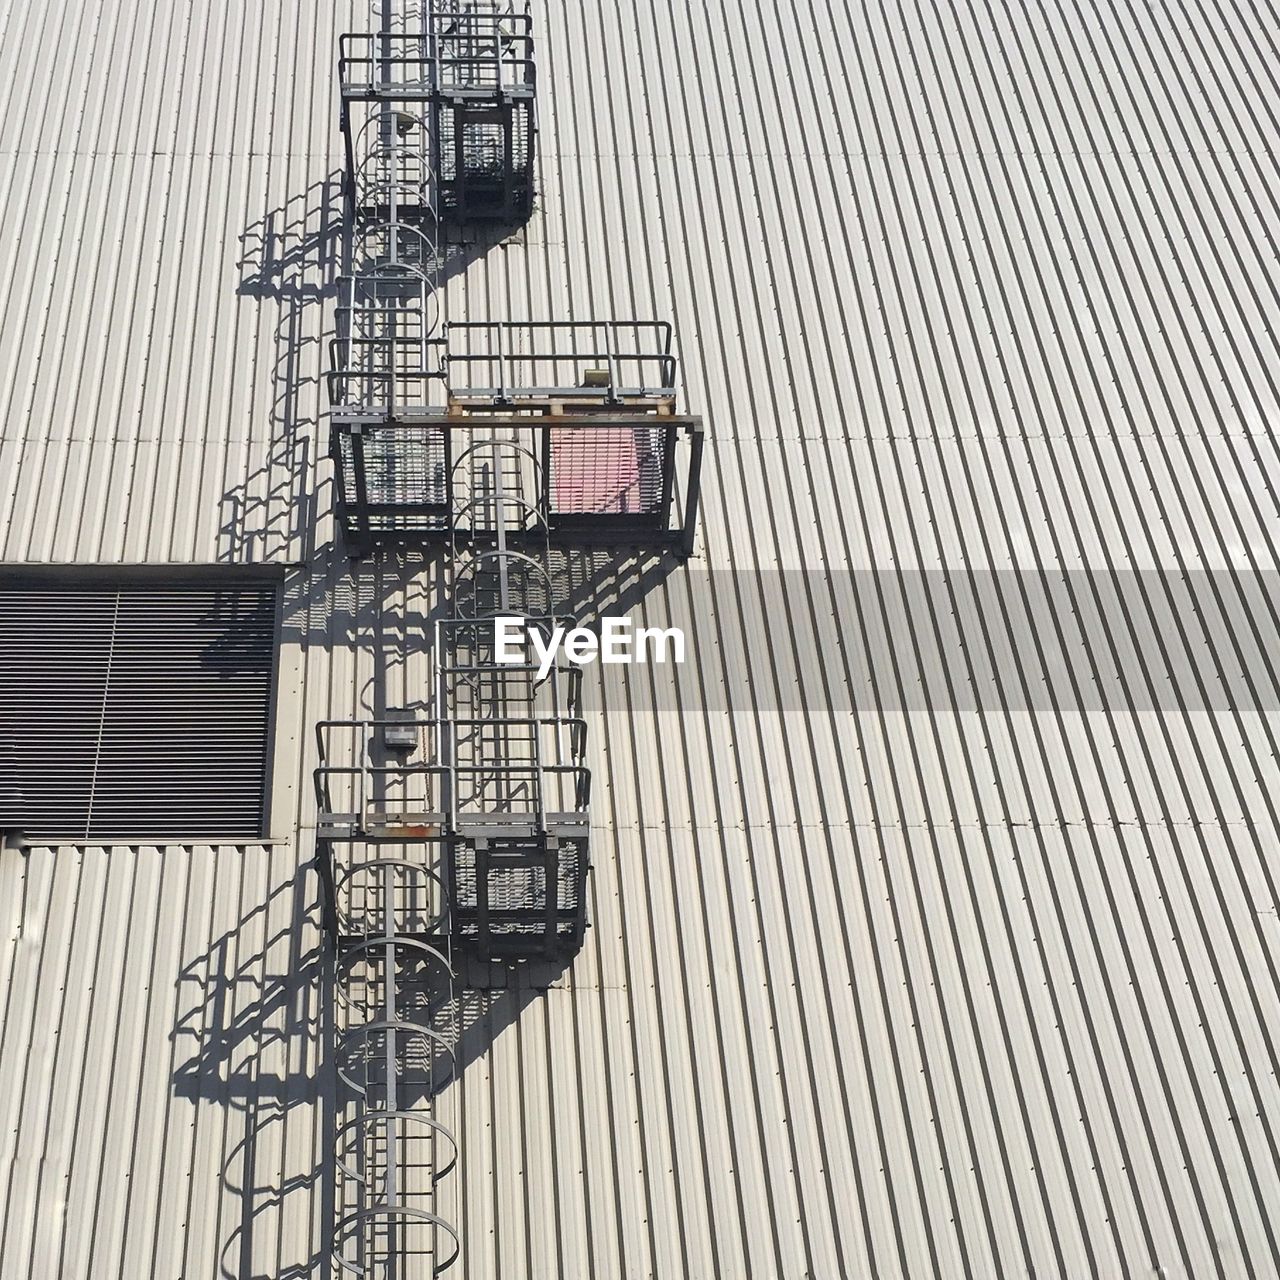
[0, 585, 277, 841]
[0, 844, 325, 1280]
[2, 0, 1280, 1278]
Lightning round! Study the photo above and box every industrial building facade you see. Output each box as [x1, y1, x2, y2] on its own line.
[4, 0, 1280, 1277]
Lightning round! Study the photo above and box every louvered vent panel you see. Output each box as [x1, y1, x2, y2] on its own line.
[0, 584, 277, 842]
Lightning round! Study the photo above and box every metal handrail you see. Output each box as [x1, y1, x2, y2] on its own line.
[445, 318, 673, 347]
[441, 321, 679, 399]
[314, 715, 591, 832]
[338, 30, 535, 96]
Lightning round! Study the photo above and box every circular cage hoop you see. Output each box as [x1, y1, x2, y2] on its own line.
[351, 116, 437, 209]
[450, 491, 546, 537]
[335, 858, 450, 937]
[450, 549, 557, 621]
[334, 1109, 459, 1187]
[352, 110, 433, 152]
[352, 147, 432, 197]
[334, 935, 455, 1045]
[344, 277, 441, 351]
[332, 1203, 460, 1277]
[450, 437, 548, 535]
[353, 165, 433, 222]
[335, 1017, 457, 1101]
[352, 222, 441, 281]
[335, 933, 454, 984]
[449, 436, 543, 486]
[337, 931, 453, 966]
[347, 244, 436, 286]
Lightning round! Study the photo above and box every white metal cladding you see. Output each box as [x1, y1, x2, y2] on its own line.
[0, 585, 278, 842]
[2, 0, 1280, 1278]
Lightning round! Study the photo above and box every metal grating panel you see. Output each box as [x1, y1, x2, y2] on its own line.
[335, 425, 451, 535]
[547, 424, 668, 517]
[0, 584, 277, 842]
[451, 833, 587, 953]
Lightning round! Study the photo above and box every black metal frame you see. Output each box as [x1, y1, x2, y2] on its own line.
[330, 318, 705, 555]
[436, 98, 534, 221]
[337, 7, 537, 225]
[451, 828, 589, 957]
[330, 413, 704, 555]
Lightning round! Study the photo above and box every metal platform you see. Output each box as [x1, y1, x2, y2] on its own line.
[329, 320, 705, 553]
[338, 5, 537, 223]
[331, 412, 703, 552]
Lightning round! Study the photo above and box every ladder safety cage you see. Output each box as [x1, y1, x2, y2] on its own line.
[328, 283, 445, 420]
[348, 113, 439, 223]
[317, 1, 704, 1271]
[438, 434, 591, 957]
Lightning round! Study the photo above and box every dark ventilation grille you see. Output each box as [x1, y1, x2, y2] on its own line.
[0, 583, 278, 843]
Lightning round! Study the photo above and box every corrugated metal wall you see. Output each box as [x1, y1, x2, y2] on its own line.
[4, 0, 1280, 1276]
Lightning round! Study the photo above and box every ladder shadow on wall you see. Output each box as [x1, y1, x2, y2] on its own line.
[168, 860, 330, 1280]
[218, 174, 345, 566]
[278, 544, 447, 721]
[165, 857, 577, 1279]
